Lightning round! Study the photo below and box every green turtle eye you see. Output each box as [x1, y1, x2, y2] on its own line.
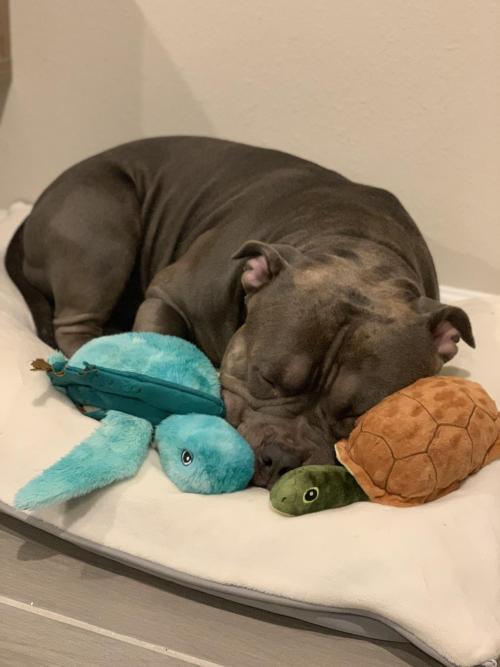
[181, 449, 193, 466]
[303, 487, 319, 503]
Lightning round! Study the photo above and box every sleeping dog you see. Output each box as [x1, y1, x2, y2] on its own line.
[5, 137, 475, 488]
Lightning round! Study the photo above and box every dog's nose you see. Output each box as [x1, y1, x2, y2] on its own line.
[254, 442, 302, 489]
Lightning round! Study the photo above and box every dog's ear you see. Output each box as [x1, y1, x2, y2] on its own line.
[415, 296, 475, 362]
[232, 241, 301, 293]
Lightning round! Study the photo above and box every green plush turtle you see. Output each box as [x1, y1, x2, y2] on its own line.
[270, 465, 368, 516]
[271, 376, 500, 516]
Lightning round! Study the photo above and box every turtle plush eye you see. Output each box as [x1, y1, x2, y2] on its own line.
[303, 487, 319, 503]
[181, 449, 193, 466]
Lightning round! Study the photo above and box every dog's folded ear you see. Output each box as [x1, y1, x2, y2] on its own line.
[415, 296, 476, 362]
[232, 241, 303, 294]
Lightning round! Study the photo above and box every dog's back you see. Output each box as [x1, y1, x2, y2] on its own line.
[5, 221, 56, 347]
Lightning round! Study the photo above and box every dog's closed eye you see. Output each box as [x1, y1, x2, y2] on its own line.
[251, 359, 313, 399]
[248, 366, 281, 398]
[332, 415, 356, 440]
[259, 373, 279, 395]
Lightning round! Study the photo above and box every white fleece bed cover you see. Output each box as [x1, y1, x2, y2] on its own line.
[0, 202, 499, 667]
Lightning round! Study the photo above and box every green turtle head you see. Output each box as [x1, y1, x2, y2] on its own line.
[270, 466, 327, 516]
[270, 464, 367, 516]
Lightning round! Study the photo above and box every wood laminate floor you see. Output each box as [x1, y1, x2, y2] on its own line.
[0, 512, 440, 667]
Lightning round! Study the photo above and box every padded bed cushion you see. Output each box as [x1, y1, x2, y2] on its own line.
[1, 203, 499, 667]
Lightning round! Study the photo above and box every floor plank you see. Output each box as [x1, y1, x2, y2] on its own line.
[0, 512, 440, 667]
[0, 601, 191, 666]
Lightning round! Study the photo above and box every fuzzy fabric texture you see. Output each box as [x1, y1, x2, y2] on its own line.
[270, 464, 368, 516]
[16, 331, 253, 508]
[156, 414, 255, 494]
[67, 332, 221, 397]
[44, 355, 224, 425]
[335, 376, 500, 507]
[15, 411, 152, 510]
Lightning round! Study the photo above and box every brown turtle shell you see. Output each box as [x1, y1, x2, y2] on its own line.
[335, 376, 500, 507]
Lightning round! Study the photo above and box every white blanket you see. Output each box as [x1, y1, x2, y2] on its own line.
[1, 203, 499, 667]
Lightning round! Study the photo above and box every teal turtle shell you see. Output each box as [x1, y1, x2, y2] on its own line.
[47, 332, 225, 425]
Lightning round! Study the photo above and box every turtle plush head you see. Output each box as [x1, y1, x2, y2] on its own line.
[270, 465, 367, 516]
[156, 414, 255, 494]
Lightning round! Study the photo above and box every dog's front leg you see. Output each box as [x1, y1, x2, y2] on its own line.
[133, 297, 190, 339]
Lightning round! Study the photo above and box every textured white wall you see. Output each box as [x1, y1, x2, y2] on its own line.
[0, 0, 499, 293]
[0, 0, 143, 204]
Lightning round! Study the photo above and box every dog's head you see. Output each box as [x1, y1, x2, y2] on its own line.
[220, 241, 475, 488]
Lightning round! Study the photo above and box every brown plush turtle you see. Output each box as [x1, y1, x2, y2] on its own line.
[271, 376, 500, 515]
[336, 375, 500, 507]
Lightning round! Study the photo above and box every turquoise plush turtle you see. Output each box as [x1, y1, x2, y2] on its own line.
[15, 333, 255, 510]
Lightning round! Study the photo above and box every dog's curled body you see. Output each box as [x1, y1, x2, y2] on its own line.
[5, 137, 474, 487]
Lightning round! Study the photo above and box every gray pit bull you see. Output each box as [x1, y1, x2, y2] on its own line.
[5, 137, 475, 488]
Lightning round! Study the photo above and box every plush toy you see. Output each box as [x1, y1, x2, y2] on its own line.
[15, 333, 255, 510]
[271, 376, 500, 516]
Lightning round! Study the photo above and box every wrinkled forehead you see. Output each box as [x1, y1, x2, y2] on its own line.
[246, 271, 347, 339]
[292, 266, 367, 314]
[245, 302, 326, 355]
[292, 264, 339, 290]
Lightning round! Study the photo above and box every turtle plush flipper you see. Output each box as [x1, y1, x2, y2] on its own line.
[270, 464, 368, 516]
[15, 411, 152, 510]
